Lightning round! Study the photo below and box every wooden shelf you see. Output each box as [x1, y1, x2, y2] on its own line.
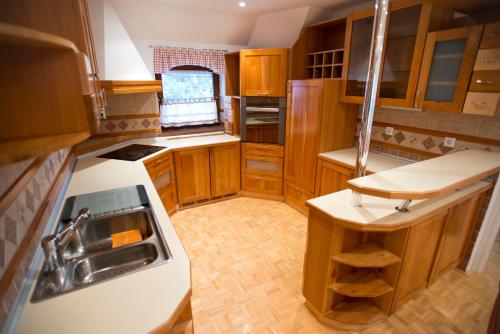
[0, 22, 78, 51]
[329, 271, 393, 298]
[327, 300, 385, 327]
[100, 80, 162, 95]
[332, 243, 400, 268]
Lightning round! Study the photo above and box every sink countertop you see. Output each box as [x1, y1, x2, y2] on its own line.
[318, 148, 412, 173]
[16, 133, 240, 334]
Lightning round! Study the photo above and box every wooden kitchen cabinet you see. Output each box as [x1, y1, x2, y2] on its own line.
[174, 143, 241, 206]
[284, 79, 357, 214]
[174, 148, 212, 205]
[144, 151, 178, 214]
[210, 144, 241, 198]
[415, 26, 482, 112]
[240, 48, 288, 97]
[315, 159, 355, 196]
[0, 0, 103, 164]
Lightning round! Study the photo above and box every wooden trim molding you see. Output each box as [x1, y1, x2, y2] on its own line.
[361, 119, 500, 147]
[92, 129, 162, 138]
[0, 156, 46, 216]
[0, 152, 75, 303]
[105, 114, 160, 120]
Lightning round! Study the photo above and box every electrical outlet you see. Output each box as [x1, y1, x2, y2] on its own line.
[443, 137, 456, 148]
[385, 127, 394, 136]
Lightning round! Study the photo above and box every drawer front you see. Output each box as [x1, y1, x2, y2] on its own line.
[474, 48, 500, 71]
[469, 70, 500, 92]
[480, 23, 500, 49]
[159, 183, 178, 214]
[463, 92, 500, 116]
[243, 143, 284, 157]
[284, 181, 313, 215]
[144, 152, 174, 177]
[242, 154, 283, 177]
[242, 173, 283, 196]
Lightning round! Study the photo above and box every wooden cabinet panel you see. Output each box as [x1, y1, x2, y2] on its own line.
[429, 194, 484, 283]
[415, 26, 482, 112]
[242, 155, 283, 178]
[240, 48, 288, 97]
[174, 148, 211, 205]
[224, 51, 240, 96]
[480, 22, 500, 49]
[474, 48, 500, 71]
[284, 181, 314, 215]
[391, 212, 446, 312]
[469, 70, 500, 92]
[463, 92, 500, 116]
[242, 173, 282, 197]
[144, 151, 178, 214]
[242, 143, 284, 157]
[160, 183, 178, 215]
[210, 144, 240, 198]
[315, 159, 355, 196]
[284, 81, 322, 192]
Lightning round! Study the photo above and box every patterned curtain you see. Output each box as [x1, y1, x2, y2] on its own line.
[153, 47, 225, 74]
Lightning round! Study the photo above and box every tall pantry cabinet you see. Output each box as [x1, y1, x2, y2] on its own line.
[284, 79, 357, 214]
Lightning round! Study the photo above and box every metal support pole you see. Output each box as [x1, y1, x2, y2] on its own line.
[352, 0, 390, 207]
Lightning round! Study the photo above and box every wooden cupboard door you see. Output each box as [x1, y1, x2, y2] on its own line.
[284, 80, 322, 193]
[174, 148, 211, 205]
[315, 160, 354, 196]
[415, 26, 482, 112]
[390, 213, 446, 313]
[210, 144, 241, 198]
[240, 48, 288, 97]
[160, 183, 178, 215]
[469, 70, 500, 92]
[429, 194, 484, 283]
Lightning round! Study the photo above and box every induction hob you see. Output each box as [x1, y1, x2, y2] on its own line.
[98, 144, 166, 161]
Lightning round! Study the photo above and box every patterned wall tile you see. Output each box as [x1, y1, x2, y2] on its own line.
[99, 117, 161, 134]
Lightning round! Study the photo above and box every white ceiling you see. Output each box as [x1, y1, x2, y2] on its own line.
[146, 0, 366, 14]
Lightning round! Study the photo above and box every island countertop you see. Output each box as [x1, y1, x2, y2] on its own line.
[15, 133, 239, 334]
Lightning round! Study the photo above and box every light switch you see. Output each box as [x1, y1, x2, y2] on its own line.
[443, 137, 456, 148]
[385, 127, 394, 136]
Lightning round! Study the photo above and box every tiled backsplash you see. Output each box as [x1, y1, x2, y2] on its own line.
[0, 149, 71, 326]
[99, 93, 162, 135]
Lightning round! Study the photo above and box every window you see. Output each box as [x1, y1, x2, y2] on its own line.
[160, 69, 219, 128]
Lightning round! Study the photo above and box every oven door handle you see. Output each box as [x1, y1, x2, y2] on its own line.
[245, 107, 280, 112]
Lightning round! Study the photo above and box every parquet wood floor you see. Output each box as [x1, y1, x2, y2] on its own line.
[170, 197, 500, 334]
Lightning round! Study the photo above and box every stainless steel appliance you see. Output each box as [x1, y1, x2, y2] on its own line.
[240, 97, 286, 145]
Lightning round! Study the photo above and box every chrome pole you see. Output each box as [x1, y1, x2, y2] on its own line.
[352, 0, 390, 207]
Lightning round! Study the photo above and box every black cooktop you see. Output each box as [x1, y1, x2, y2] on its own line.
[98, 144, 166, 161]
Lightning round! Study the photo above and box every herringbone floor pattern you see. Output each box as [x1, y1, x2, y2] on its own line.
[171, 197, 500, 334]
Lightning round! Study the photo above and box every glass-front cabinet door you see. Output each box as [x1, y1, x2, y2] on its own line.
[378, 3, 425, 107]
[415, 26, 482, 112]
[341, 9, 374, 104]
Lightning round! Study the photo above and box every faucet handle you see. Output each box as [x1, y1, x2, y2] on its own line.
[77, 207, 92, 219]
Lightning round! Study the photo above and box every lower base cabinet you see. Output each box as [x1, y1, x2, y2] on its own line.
[143, 151, 178, 215]
[315, 159, 356, 196]
[175, 143, 241, 206]
[284, 181, 314, 215]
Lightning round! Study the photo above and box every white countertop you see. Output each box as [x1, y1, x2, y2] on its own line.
[348, 149, 500, 200]
[307, 181, 491, 231]
[16, 134, 240, 334]
[318, 148, 411, 173]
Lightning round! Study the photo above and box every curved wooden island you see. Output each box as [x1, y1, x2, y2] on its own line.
[303, 150, 500, 330]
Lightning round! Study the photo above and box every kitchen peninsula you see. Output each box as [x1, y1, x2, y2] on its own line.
[303, 149, 500, 330]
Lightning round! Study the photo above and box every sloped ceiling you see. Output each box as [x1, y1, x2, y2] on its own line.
[109, 0, 369, 46]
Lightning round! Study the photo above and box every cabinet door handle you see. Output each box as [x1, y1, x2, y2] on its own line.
[480, 57, 500, 62]
[487, 33, 498, 38]
[476, 79, 495, 84]
[472, 102, 488, 107]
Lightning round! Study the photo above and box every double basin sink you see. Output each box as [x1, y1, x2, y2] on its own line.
[32, 185, 172, 302]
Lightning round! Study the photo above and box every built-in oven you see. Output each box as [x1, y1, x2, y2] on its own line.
[240, 97, 286, 145]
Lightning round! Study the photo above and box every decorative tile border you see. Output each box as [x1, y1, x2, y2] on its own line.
[99, 116, 161, 134]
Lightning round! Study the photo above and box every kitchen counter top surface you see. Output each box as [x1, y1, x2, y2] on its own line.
[318, 148, 412, 173]
[16, 133, 240, 334]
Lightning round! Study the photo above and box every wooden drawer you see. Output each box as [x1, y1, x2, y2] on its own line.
[480, 22, 500, 49]
[469, 70, 500, 92]
[474, 48, 500, 71]
[159, 183, 178, 215]
[242, 173, 283, 197]
[463, 92, 500, 116]
[144, 152, 174, 178]
[242, 154, 283, 177]
[242, 143, 284, 157]
[284, 181, 314, 215]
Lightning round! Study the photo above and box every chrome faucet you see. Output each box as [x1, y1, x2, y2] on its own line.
[41, 208, 92, 291]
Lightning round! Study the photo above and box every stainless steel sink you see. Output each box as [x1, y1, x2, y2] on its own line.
[31, 185, 172, 302]
[63, 209, 154, 259]
[72, 243, 158, 286]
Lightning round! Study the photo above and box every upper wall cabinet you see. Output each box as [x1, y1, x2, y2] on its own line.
[341, 0, 454, 107]
[415, 26, 482, 112]
[240, 48, 288, 97]
[0, 0, 101, 164]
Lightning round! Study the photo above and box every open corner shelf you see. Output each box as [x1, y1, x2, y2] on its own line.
[332, 242, 401, 268]
[329, 271, 393, 298]
[327, 300, 386, 327]
[0, 22, 78, 51]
